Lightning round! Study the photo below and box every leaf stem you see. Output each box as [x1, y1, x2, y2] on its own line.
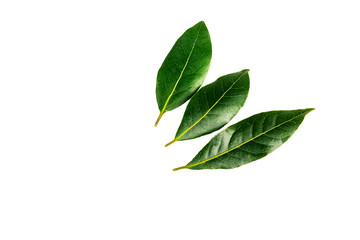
[172, 165, 188, 171]
[165, 139, 177, 147]
[154, 111, 164, 127]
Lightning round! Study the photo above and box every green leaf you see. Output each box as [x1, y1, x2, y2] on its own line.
[165, 70, 250, 147]
[173, 108, 314, 171]
[155, 21, 212, 126]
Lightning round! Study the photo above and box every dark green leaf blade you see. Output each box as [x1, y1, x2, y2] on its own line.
[173, 108, 314, 171]
[165, 70, 250, 146]
[155, 21, 212, 126]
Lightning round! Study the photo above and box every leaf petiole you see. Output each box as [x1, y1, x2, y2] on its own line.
[154, 111, 165, 127]
[172, 165, 187, 171]
[165, 139, 177, 147]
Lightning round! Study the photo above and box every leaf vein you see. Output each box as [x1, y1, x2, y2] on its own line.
[160, 22, 204, 114]
[185, 111, 309, 169]
[175, 70, 248, 141]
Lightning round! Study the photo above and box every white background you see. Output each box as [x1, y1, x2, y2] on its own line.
[1, 0, 359, 239]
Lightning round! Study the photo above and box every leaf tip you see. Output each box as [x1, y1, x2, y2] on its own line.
[305, 108, 316, 113]
[196, 20, 207, 28]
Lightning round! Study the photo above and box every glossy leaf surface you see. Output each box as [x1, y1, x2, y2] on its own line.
[166, 70, 250, 146]
[155, 21, 212, 126]
[173, 108, 314, 171]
